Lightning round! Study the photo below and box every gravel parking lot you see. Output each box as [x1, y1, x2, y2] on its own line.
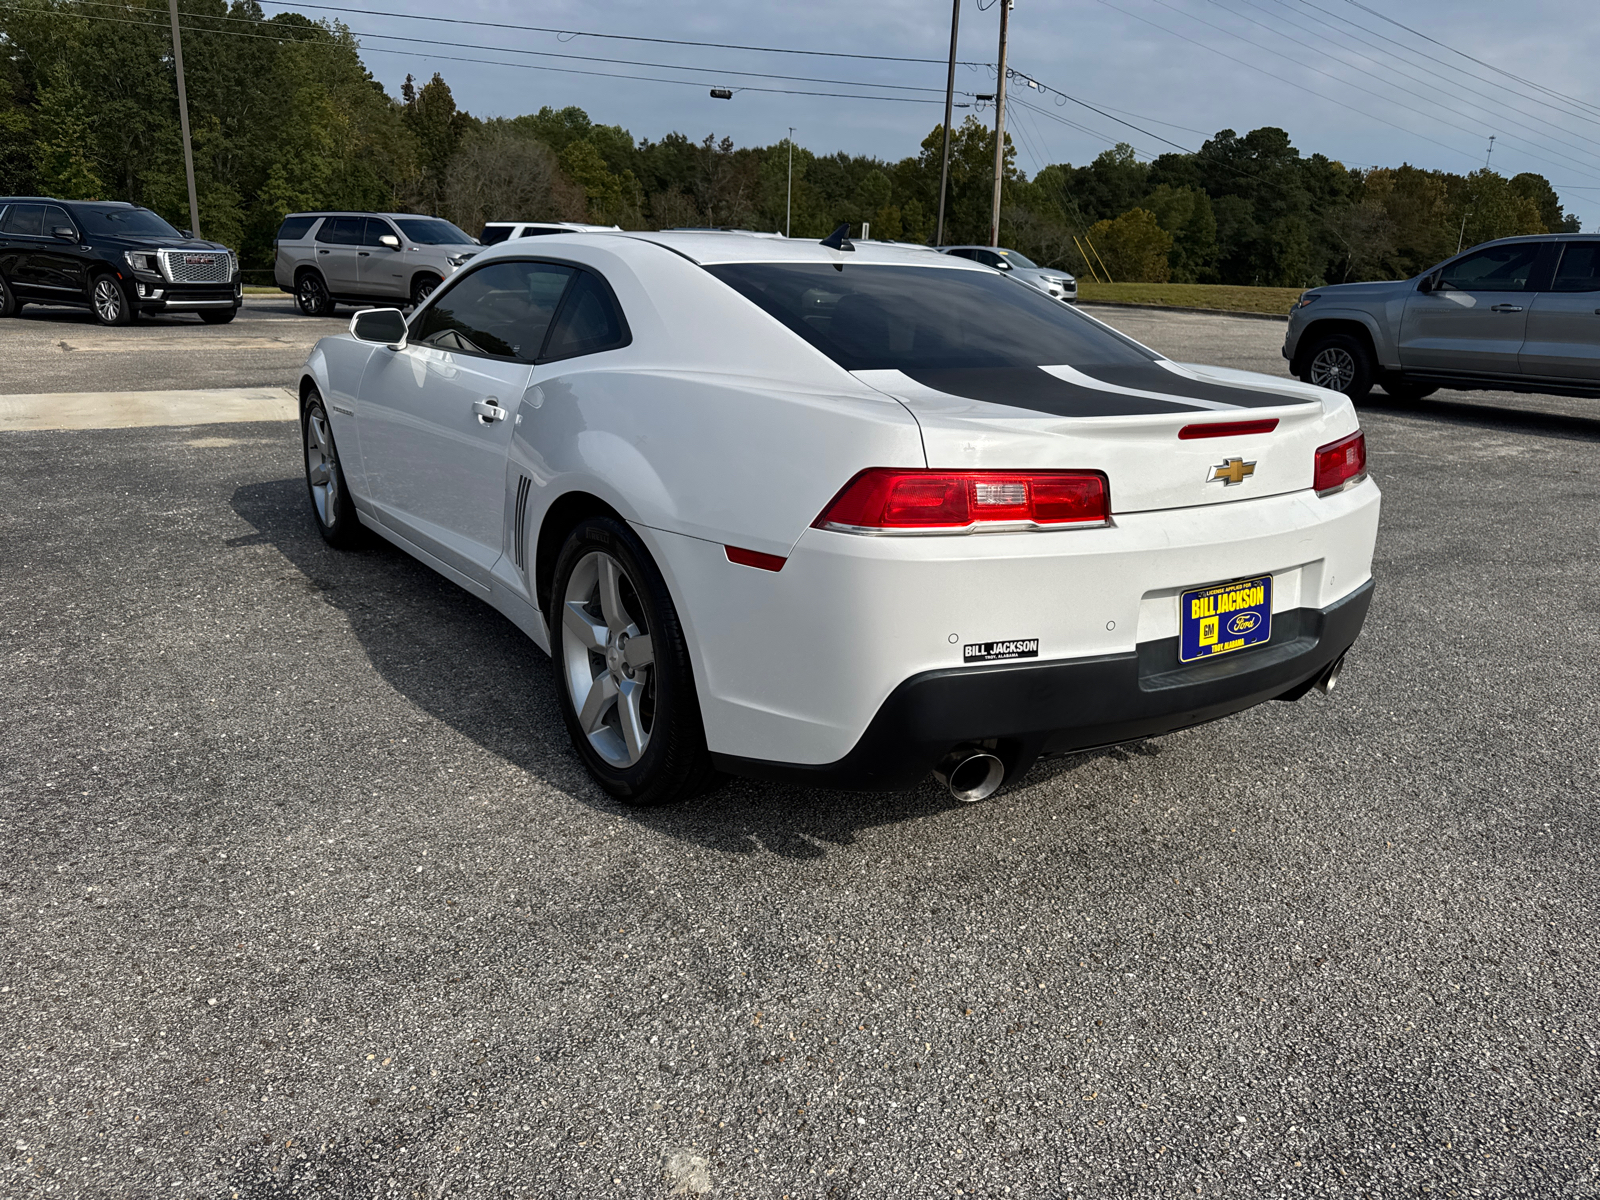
[2, 305, 1597, 1199]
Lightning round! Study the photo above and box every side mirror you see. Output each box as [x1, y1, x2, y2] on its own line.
[180, 229, 193, 239]
[378, 234, 400, 249]
[350, 307, 408, 349]
[1418, 272, 1439, 294]
[51, 226, 77, 241]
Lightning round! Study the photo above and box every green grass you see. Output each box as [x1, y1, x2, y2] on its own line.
[1077, 281, 1302, 316]
[242, 285, 282, 295]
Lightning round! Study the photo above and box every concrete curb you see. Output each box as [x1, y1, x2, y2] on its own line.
[1079, 300, 1290, 323]
[0, 387, 296, 431]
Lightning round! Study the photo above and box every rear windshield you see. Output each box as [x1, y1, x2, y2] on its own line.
[72, 205, 183, 238]
[478, 224, 513, 245]
[395, 218, 475, 245]
[276, 215, 317, 242]
[705, 263, 1155, 371]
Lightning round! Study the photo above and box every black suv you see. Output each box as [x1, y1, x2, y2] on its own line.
[0, 198, 241, 325]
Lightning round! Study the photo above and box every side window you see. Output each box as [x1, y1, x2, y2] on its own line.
[478, 225, 512, 245]
[44, 205, 77, 239]
[275, 215, 316, 242]
[1437, 243, 1543, 292]
[1, 203, 44, 236]
[411, 261, 576, 361]
[945, 247, 975, 260]
[361, 218, 397, 246]
[316, 217, 362, 245]
[543, 270, 630, 360]
[1549, 244, 1600, 292]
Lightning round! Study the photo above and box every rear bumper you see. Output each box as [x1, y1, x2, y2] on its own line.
[714, 578, 1372, 791]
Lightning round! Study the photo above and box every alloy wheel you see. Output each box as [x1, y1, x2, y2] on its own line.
[304, 403, 340, 526]
[93, 278, 124, 323]
[560, 550, 656, 768]
[1309, 346, 1357, 393]
[298, 274, 327, 316]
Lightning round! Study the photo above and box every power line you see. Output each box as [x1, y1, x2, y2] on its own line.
[0, 2, 962, 105]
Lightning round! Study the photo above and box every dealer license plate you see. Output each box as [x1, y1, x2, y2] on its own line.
[1178, 575, 1272, 663]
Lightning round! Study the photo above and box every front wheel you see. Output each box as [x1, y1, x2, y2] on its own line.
[91, 275, 132, 326]
[411, 274, 441, 308]
[302, 389, 362, 548]
[200, 307, 237, 325]
[1301, 333, 1373, 401]
[0, 274, 19, 317]
[552, 516, 716, 806]
[296, 271, 334, 317]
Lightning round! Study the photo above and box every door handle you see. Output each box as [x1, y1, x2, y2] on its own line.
[317, 248, 330, 255]
[358, 251, 370, 257]
[472, 398, 506, 423]
[1490, 304, 1524, 313]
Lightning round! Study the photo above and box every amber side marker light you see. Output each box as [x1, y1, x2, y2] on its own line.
[1178, 419, 1279, 440]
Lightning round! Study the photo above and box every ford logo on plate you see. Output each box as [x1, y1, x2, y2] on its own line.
[184, 255, 216, 265]
[1227, 611, 1262, 636]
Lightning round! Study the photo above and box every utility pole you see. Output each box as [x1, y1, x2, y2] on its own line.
[786, 126, 795, 238]
[990, 0, 1011, 247]
[935, 0, 960, 247]
[168, 0, 201, 239]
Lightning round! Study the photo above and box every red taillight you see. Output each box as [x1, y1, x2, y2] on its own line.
[1178, 418, 1279, 440]
[813, 469, 1109, 532]
[1313, 430, 1367, 495]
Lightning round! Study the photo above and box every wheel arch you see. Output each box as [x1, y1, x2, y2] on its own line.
[409, 268, 443, 295]
[533, 490, 628, 617]
[1292, 317, 1380, 376]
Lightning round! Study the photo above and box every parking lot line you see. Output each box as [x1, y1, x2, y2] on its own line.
[0, 386, 296, 431]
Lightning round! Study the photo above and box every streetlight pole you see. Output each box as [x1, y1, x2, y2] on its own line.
[787, 126, 795, 238]
[168, 0, 201, 239]
[935, 0, 960, 247]
[989, 0, 1011, 247]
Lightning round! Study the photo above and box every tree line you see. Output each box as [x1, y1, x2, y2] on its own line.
[0, 0, 1583, 283]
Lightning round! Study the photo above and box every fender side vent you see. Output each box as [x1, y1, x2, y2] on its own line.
[512, 475, 532, 570]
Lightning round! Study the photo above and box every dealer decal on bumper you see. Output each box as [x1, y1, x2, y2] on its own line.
[964, 639, 1039, 663]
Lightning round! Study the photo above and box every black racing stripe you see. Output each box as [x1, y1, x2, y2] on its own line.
[1078, 364, 1314, 409]
[903, 367, 1199, 418]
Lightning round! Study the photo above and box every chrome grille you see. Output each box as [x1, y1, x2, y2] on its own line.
[159, 249, 232, 284]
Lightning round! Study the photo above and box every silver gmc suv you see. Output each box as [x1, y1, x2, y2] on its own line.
[1285, 233, 1600, 401]
[274, 212, 480, 316]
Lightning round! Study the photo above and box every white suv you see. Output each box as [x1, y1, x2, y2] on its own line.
[477, 221, 621, 245]
[274, 212, 480, 316]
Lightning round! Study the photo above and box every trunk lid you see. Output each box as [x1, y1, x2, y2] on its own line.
[854, 360, 1357, 514]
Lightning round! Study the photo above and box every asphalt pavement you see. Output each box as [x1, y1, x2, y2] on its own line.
[1, 304, 1598, 1199]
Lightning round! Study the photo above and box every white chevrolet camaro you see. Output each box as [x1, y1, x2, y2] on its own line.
[299, 230, 1379, 805]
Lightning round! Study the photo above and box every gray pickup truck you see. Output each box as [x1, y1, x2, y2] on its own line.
[1284, 233, 1600, 401]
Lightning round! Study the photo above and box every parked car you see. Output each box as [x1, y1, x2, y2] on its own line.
[297, 231, 1377, 806]
[274, 212, 479, 316]
[0, 197, 240, 325]
[1285, 233, 1600, 401]
[940, 244, 1077, 302]
[479, 221, 622, 245]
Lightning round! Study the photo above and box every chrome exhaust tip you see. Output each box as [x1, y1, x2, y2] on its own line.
[933, 749, 1006, 803]
[1316, 653, 1346, 696]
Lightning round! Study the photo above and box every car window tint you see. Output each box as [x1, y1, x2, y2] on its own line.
[1, 203, 44, 236]
[1549, 244, 1600, 292]
[1437, 243, 1542, 292]
[706, 263, 1156, 372]
[411, 261, 575, 361]
[316, 217, 363, 245]
[361, 218, 396, 247]
[276, 216, 316, 242]
[478, 225, 513, 245]
[543, 271, 629, 360]
[945, 248, 975, 260]
[394, 218, 475, 245]
[44, 205, 76, 238]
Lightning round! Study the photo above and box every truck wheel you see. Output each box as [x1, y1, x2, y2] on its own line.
[411, 274, 442, 307]
[90, 274, 133, 326]
[1301, 333, 1373, 401]
[296, 270, 334, 317]
[0, 274, 19, 317]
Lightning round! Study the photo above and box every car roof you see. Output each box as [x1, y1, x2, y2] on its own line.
[281, 211, 453, 220]
[480, 229, 996, 271]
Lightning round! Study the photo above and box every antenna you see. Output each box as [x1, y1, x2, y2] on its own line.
[820, 223, 855, 252]
[1484, 135, 1496, 170]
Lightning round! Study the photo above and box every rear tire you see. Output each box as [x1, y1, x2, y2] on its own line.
[1300, 333, 1373, 401]
[551, 516, 717, 806]
[1380, 378, 1437, 402]
[90, 274, 132, 326]
[302, 388, 363, 549]
[296, 270, 334, 317]
[0, 274, 19, 317]
[200, 308, 237, 325]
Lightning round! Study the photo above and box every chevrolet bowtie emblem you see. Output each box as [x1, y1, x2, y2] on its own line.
[1209, 457, 1256, 485]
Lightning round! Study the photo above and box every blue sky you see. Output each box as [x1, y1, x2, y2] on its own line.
[266, 0, 1600, 229]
